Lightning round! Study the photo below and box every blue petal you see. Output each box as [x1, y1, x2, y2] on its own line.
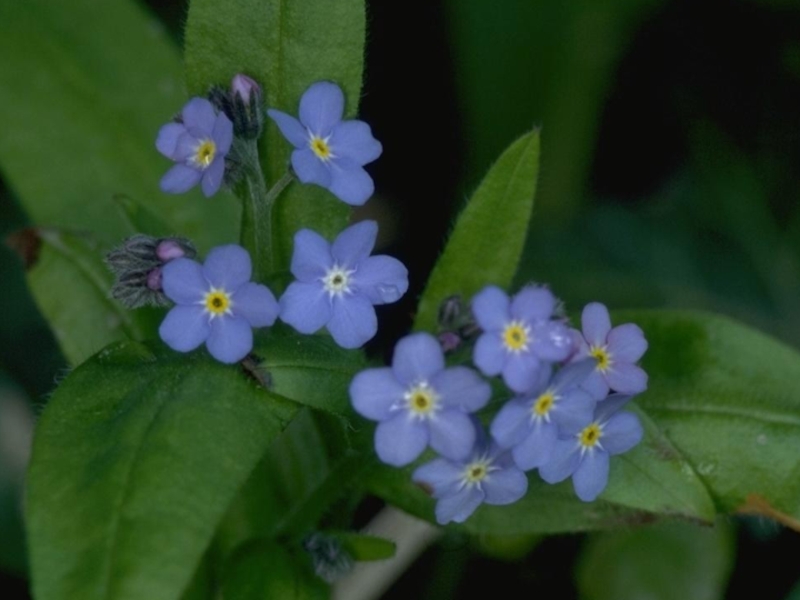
[607, 323, 648, 362]
[606, 363, 648, 395]
[349, 367, 405, 421]
[471, 286, 510, 331]
[531, 321, 573, 362]
[159, 306, 209, 352]
[601, 411, 643, 455]
[538, 439, 581, 484]
[279, 281, 332, 334]
[412, 458, 464, 499]
[174, 131, 201, 162]
[299, 81, 344, 134]
[489, 399, 531, 448]
[292, 148, 332, 187]
[353, 255, 409, 305]
[430, 366, 491, 412]
[435, 487, 484, 524]
[473, 333, 505, 377]
[160, 164, 202, 194]
[328, 158, 374, 206]
[512, 421, 557, 471]
[201, 158, 225, 197]
[572, 449, 609, 502]
[483, 465, 528, 505]
[510, 286, 555, 322]
[391, 333, 445, 385]
[206, 315, 252, 364]
[212, 112, 233, 154]
[161, 258, 207, 304]
[582, 370, 610, 401]
[552, 359, 596, 392]
[290, 228, 332, 281]
[203, 244, 252, 290]
[594, 393, 634, 422]
[331, 220, 377, 268]
[428, 409, 476, 461]
[327, 294, 377, 349]
[232, 282, 279, 327]
[551, 388, 596, 433]
[156, 123, 185, 158]
[267, 109, 308, 147]
[374, 414, 428, 467]
[582, 302, 611, 346]
[502, 351, 541, 393]
[330, 120, 382, 165]
[181, 98, 217, 132]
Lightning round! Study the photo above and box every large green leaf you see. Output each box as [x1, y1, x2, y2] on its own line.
[26, 228, 160, 365]
[414, 130, 540, 331]
[0, 0, 238, 249]
[576, 520, 735, 600]
[184, 0, 366, 269]
[26, 341, 299, 600]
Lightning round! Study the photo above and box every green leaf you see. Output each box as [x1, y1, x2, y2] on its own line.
[576, 520, 735, 600]
[333, 532, 396, 561]
[629, 310, 800, 530]
[184, 0, 366, 269]
[0, 0, 238, 249]
[26, 341, 299, 600]
[222, 540, 327, 600]
[26, 229, 160, 365]
[414, 129, 541, 331]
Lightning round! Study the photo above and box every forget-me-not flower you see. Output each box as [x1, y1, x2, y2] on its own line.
[490, 360, 597, 471]
[538, 394, 643, 502]
[159, 245, 279, 364]
[267, 81, 382, 206]
[472, 285, 573, 393]
[279, 220, 408, 349]
[156, 98, 233, 197]
[569, 302, 648, 400]
[412, 436, 528, 525]
[350, 333, 491, 466]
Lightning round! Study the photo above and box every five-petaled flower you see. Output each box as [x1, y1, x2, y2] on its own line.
[267, 81, 382, 206]
[350, 333, 491, 466]
[471, 285, 573, 393]
[156, 98, 233, 197]
[538, 394, 643, 502]
[279, 220, 408, 349]
[412, 436, 528, 525]
[159, 244, 279, 364]
[569, 302, 648, 400]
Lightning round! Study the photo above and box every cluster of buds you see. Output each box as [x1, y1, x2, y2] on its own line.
[437, 295, 480, 353]
[208, 74, 264, 141]
[106, 235, 196, 308]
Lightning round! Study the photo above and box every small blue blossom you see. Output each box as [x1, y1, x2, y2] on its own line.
[412, 436, 528, 525]
[350, 333, 491, 466]
[471, 285, 573, 393]
[490, 360, 597, 471]
[159, 245, 279, 364]
[279, 220, 408, 349]
[156, 98, 233, 197]
[267, 81, 382, 206]
[569, 302, 648, 400]
[538, 394, 644, 502]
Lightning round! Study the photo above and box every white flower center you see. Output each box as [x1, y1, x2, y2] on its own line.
[322, 265, 354, 298]
[459, 454, 498, 491]
[403, 381, 439, 420]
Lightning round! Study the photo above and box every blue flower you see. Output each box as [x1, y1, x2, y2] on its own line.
[159, 245, 279, 363]
[279, 220, 408, 349]
[569, 302, 648, 400]
[156, 98, 233, 197]
[350, 333, 491, 466]
[267, 81, 382, 206]
[538, 394, 644, 501]
[412, 437, 528, 525]
[490, 360, 597, 471]
[471, 285, 573, 393]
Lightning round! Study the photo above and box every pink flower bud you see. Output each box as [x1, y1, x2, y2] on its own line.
[146, 267, 163, 291]
[231, 74, 260, 104]
[156, 239, 187, 262]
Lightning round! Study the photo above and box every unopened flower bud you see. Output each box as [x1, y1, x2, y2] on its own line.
[156, 238, 194, 262]
[303, 533, 354, 583]
[232, 74, 260, 105]
[146, 267, 162, 291]
[229, 73, 264, 139]
[438, 331, 462, 353]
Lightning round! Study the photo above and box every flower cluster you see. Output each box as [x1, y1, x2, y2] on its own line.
[351, 288, 649, 524]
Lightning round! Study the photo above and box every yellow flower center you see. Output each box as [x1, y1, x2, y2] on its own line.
[590, 345, 612, 372]
[579, 422, 602, 448]
[194, 139, 217, 168]
[204, 288, 231, 316]
[310, 135, 332, 160]
[502, 321, 530, 353]
[533, 390, 556, 417]
[405, 382, 438, 417]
